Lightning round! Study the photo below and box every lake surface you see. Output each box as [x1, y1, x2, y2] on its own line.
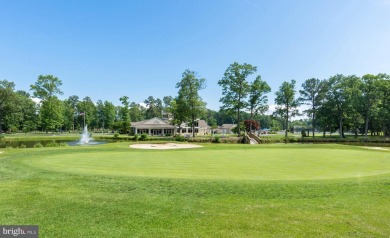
[0, 139, 112, 148]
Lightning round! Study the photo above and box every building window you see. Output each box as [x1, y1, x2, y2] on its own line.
[164, 129, 173, 136]
[151, 129, 162, 135]
[138, 129, 148, 134]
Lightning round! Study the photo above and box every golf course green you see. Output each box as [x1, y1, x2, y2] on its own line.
[1, 143, 390, 237]
[24, 144, 390, 180]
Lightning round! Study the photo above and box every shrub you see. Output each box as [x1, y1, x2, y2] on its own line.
[244, 120, 260, 132]
[34, 143, 43, 148]
[19, 144, 27, 148]
[140, 133, 149, 141]
[301, 130, 307, 137]
[46, 141, 59, 147]
[213, 136, 221, 143]
[174, 135, 186, 142]
[113, 133, 120, 139]
[220, 137, 242, 144]
[59, 142, 68, 147]
[187, 137, 211, 143]
[133, 134, 140, 141]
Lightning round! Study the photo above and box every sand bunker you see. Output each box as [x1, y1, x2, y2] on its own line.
[363, 147, 389, 151]
[130, 143, 202, 150]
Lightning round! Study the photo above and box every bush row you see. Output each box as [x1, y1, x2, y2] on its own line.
[257, 136, 390, 144]
[5, 142, 69, 149]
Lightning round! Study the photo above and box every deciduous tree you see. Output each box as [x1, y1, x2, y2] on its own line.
[30, 75, 64, 133]
[299, 78, 327, 137]
[248, 76, 271, 127]
[144, 96, 163, 119]
[176, 69, 206, 137]
[360, 74, 381, 139]
[77, 97, 97, 129]
[0, 80, 16, 134]
[218, 62, 257, 135]
[274, 80, 300, 137]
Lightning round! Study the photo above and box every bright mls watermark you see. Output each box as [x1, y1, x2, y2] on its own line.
[1, 226, 38, 238]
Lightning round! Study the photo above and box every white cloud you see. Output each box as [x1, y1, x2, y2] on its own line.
[266, 104, 277, 115]
[266, 104, 310, 120]
[31, 97, 41, 104]
[139, 102, 147, 108]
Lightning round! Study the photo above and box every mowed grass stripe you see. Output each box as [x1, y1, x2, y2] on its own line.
[22, 144, 390, 180]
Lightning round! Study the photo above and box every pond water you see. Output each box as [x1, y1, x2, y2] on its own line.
[0, 139, 112, 148]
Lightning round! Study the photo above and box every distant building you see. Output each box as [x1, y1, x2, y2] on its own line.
[260, 128, 271, 134]
[131, 118, 175, 136]
[131, 117, 210, 136]
[213, 124, 237, 134]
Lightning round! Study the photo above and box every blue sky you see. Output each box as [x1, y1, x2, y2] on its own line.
[1, 0, 389, 111]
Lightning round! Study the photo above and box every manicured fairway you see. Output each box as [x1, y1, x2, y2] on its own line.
[1, 143, 390, 237]
[24, 144, 390, 180]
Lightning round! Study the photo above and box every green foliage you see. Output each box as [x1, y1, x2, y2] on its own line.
[301, 130, 307, 137]
[4, 71, 390, 142]
[33, 142, 43, 148]
[187, 137, 211, 143]
[96, 100, 116, 131]
[270, 118, 283, 132]
[231, 122, 245, 135]
[133, 134, 140, 141]
[218, 62, 257, 135]
[39, 96, 64, 132]
[112, 121, 131, 134]
[129, 102, 145, 122]
[30, 75, 63, 100]
[144, 96, 163, 119]
[77, 97, 98, 129]
[274, 79, 301, 137]
[360, 74, 382, 138]
[140, 133, 149, 141]
[174, 134, 186, 142]
[63, 95, 79, 131]
[248, 76, 271, 119]
[113, 132, 120, 138]
[119, 96, 131, 123]
[323, 74, 362, 138]
[45, 141, 59, 147]
[213, 136, 221, 143]
[299, 78, 327, 137]
[175, 69, 207, 137]
[19, 143, 26, 148]
[0, 80, 17, 134]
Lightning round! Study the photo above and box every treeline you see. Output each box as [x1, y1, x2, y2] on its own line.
[1, 62, 389, 138]
[297, 74, 390, 138]
[0, 67, 282, 135]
